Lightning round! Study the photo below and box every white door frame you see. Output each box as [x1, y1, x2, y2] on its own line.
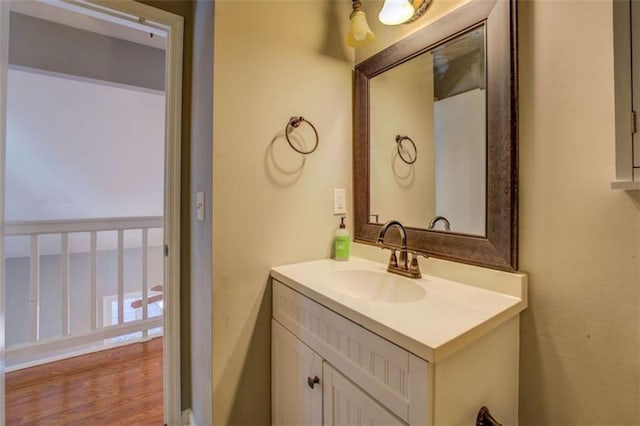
[0, 1, 184, 424]
[0, 0, 9, 424]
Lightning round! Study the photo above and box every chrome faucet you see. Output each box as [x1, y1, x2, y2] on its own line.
[428, 215, 451, 231]
[377, 220, 422, 278]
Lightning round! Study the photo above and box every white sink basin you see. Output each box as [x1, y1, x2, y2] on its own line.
[272, 257, 527, 362]
[324, 269, 426, 303]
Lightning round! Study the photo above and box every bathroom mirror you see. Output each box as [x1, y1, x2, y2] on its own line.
[354, 0, 518, 270]
[369, 26, 486, 235]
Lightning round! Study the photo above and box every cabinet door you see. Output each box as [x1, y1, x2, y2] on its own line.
[272, 320, 323, 426]
[323, 362, 406, 426]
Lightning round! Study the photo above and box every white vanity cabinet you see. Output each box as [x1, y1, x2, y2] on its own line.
[271, 270, 523, 426]
[272, 320, 404, 426]
[322, 362, 407, 425]
[272, 320, 322, 425]
[272, 280, 426, 425]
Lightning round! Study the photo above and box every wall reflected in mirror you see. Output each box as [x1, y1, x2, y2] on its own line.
[369, 25, 486, 236]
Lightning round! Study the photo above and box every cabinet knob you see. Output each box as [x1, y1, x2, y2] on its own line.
[307, 376, 320, 389]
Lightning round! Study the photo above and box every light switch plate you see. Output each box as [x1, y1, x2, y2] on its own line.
[333, 188, 346, 215]
[196, 191, 205, 221]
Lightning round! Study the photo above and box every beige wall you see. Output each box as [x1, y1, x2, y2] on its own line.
[518, 0, 640, 422]
[214, 0, 640, 423]
[212, 1, 353, 424]
[358, 0, 640, 423]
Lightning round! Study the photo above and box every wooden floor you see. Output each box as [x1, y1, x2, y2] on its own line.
[6, 337, 163, 425]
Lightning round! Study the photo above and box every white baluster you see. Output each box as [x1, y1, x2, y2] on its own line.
[29, 235, 39, 342]
[61, 233, 70, 336]
[90, 231, 97, 330]
[117, 229, 124, 325]
[142, 228, 149, 338]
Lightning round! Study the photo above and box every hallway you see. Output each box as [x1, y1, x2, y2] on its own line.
[6, 337, 163, 425]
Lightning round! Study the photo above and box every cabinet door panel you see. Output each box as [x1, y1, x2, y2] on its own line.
[273, 280, 412, 422]
[323, 362, 406, 426]
[272, 320, 323, 426]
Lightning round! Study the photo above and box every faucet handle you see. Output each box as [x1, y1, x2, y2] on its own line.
[409, 252, 422, 278]
[388, 249, 398, 268]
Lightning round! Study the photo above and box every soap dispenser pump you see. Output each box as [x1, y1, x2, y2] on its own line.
[335, 216, 350, 261]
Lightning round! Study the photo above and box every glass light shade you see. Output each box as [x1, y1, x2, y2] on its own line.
[346, 10, 375, 48]
[378, 0, 415, 25]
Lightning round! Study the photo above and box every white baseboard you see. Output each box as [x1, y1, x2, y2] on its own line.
[6, 333, 163, 372]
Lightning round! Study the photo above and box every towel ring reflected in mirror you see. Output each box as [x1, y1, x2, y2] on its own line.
[285, 116, 319, 155]
[395, 135, 417, 164]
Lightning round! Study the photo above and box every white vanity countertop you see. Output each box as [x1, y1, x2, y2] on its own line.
[271, 256, 527, 363]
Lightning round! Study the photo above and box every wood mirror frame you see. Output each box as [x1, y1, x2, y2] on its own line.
[353, 0, 518, 271]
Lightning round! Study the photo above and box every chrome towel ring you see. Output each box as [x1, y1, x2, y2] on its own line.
[396, 135, 417, 164]
[286, 116, 319, 155]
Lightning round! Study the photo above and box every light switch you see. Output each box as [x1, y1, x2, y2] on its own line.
[333, 188, 346, 215]
[196, 191, 205, 221]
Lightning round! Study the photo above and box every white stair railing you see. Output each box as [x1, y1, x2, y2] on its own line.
[4, 216, 163, 368]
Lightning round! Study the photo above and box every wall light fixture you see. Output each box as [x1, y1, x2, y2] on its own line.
[379, 0, 433, 25]
[346, 0, 375, 48]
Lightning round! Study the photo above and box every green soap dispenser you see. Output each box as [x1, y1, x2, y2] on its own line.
[335, 216, 350, 261]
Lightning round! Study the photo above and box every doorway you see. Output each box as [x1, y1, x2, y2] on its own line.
[0, 1, 183, 423]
